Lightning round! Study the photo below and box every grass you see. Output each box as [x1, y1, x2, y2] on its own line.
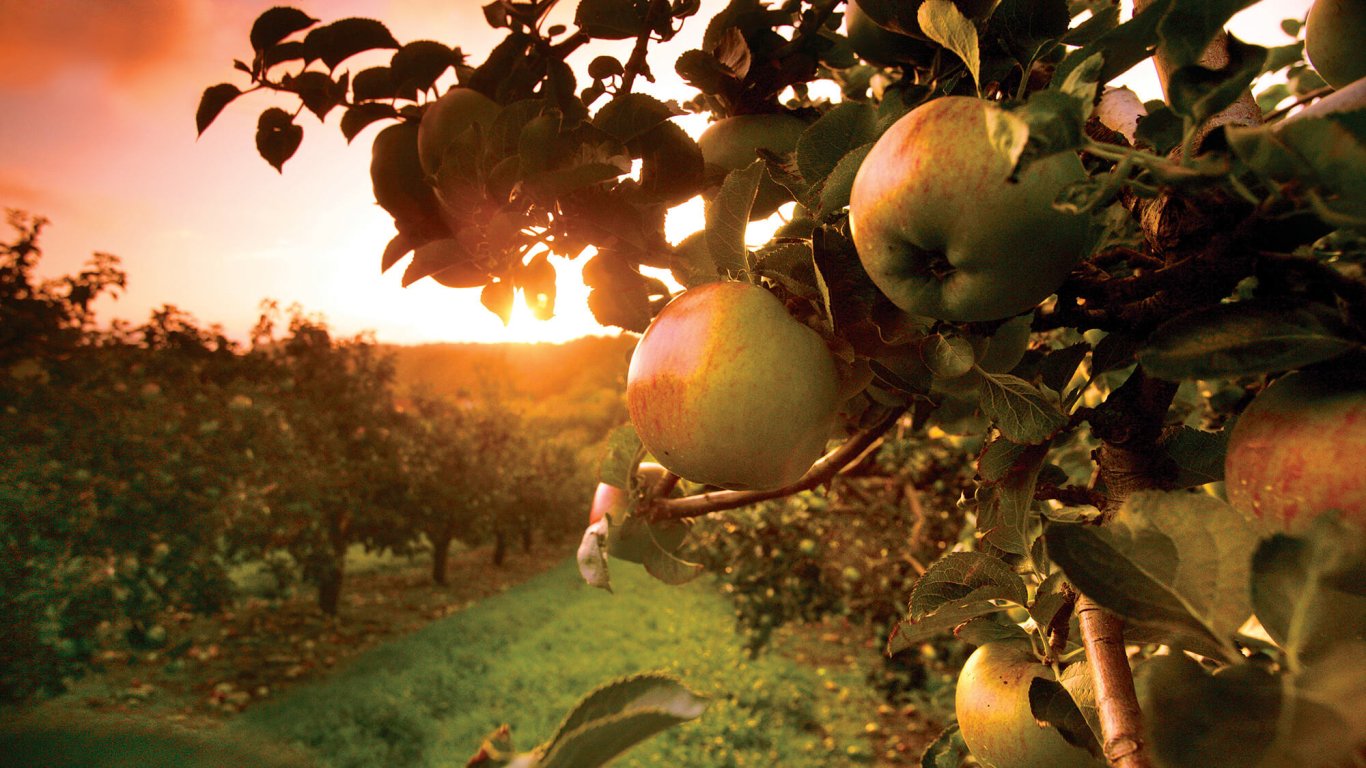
[234, 560, 885, 768]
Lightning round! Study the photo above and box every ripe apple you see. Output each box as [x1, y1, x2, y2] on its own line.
[697, 114, 808, 219]
[371, 122, 445, 239]
[849, 96, 1091, 322]
[955, 642, 1106, 768]
[626, 281, 841, 491]
[1305, 0, 1366, 90]
[1224, 367, 1366, 532]
[845, 0, 938, 68]
[416, 87, 502, 177]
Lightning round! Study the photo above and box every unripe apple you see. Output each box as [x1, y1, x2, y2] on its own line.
[626, 281, 840, 491]
[1224, 367, 1366, 532]
[1305, 0, 1366, 90]
[850, 96, 1091, 322]
[845, 0, 939, 68]
[417, 87, 502, 177]
[955, 642, 1105, 768]
[697, 114, 808, 219]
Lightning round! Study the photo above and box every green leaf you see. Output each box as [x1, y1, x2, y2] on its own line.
[642, 544, 704, 585]
[195, 84, 241, 136]
[1138, 300, 1362, 380]
[796, 102, 877, 185]
[401, 238, 478, 287]
[977, 372, 1068, 445]
[919, 0, 980, 90]
[389, 40, 459, 93]
[303, 17, 399, 70]
[1136, 650, 1366, 768]
[597, 425, 641, 488]
[1028, 677, 1103, 757]
[255, 107, 303, 173]
[909, 552, 1029, 618]
[575, 0, 650, 40]
[593, 93, 680, 143]
[286, 71, 345, 121]
[1168, 35, 1267, 126]
[1039, 343, 1090, 393]
[919, 723, 969, 768]
[636, 122, 704, 204]
[481, 280, 515, 325]
[1251, 514, 1366, 670]
[955, 615, 1031, 646]
[1054, 0, 1168, 87]
[705, 161, 763, 276]
[989, 0, 1071, 66]
[542, 673, 708, 757]
[1134, 104, 1184, 153]
[340, 103, 397, 143]
[351, 66, 396, 101]
[1158, 425, 1226, 488]
[250, 6, 317, 52]
[922, 335, 976, 380]
[977, 436, 1028, 483]
[889, 598, 1004, 652]
[1156, 0, 1260, 70]
[977, 440, 1049, 555]
[607, 516, 688, 564]
[1047, 490, 1259, 661]
[577, 519, 612, 591]
[814, 143, 873, 219]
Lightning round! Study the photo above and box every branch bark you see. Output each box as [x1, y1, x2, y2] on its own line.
[642, 406, 907, 521]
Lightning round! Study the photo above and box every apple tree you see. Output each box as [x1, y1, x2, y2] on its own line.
[202, 0, 1365, 765]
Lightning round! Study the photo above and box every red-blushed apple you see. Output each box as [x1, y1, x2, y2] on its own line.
[1224, 367, 1366, 532]
[956, 642, 1106, 768]
[626, 281, 841, 491]
[1305, 0, 1366, 90]
[697, 114, 808, 219]
[849, 96, 1091, 322]
[587, 462, 669, 526]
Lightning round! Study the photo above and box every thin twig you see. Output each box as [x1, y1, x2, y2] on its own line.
[618, 0, 671, 94]
[642, 406, 907, 521]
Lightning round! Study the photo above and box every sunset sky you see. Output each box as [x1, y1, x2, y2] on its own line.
[0, 0, 1310, 345]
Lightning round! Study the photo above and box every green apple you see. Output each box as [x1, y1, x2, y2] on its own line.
[955, 642, 1106, 768]
[416, 87, 502, 177]
[845, 0, 939, 68]
[371, 122, 446, 239]
[626, 281, 840, 491]
[1224, 367, 1366, 532]
[697, 114, 808, 219]
[849, 96, 1091, 322]
[1306, 0, 1366, 90]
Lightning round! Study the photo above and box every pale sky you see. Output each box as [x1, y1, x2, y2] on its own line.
[0, 0, 1310, 344]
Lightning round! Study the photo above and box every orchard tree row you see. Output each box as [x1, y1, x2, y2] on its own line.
[0, 212, 589, 703]
[200, 0, 1364, 766]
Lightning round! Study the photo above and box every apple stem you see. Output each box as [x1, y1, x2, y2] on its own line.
[642, 405, 907, 520]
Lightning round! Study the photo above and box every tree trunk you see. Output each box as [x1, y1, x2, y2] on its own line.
[520, 522, 533, 553]
[318, 561, 344, 615]
[492, 530, 507, 567]
[430, 531, 452, 586]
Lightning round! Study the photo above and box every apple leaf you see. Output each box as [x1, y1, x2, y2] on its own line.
[814, 143, 873, 220]
[923, 335, 976, 380]
[955, 616, 1029, 647]
[918, 0, 980, 91]
[796, 102, 877, 185]
[592, 93, 680, 144]
[1228, 108, 1366, 223]
[1039, 342, 1090, 394]
[302, 17, 399, 70]
[1047, 490, 1258, 661]
[976, 439, 1049, 555]
[1251, 514, 1366, 671]
[1136, 649, 1366, 768]
[537, 674, 707, 768]
[1054, 0, 1167, 87]
[1028, 677, 1103, 757]
[1137, 300, 1362, 380]
[1168, 35, 1267, 127]
[706, 161, 763, 276]
[250, 6, 318, 53]
[196, 84, 242, 136]
[340, 103, 398, 143]
[919, 723, 969, 768]
[641, 542, 704, 585]
[577, 520, 612, 592]
[480, 280, 515, 325]
[910, 552, 1029, 618]
[1156, 0, 1260, 71]
[597, 425, 641, 489]
[608, 516, 688, 565]
[977, 436, 1027, 483]
[989, 0, 1071, 68]
[1057, 661, 1102, 738]
[255, 108, 303, 173]
[1157, 425, 1227, 488]
[888, 597, 1005, 653]
[977, 372, 1068, 445]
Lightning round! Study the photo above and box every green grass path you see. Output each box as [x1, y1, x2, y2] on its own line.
[235, 560, 880, 768]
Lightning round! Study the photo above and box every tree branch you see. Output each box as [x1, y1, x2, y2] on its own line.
[642, 406, 907, 521]
[618, 0, 671, 94]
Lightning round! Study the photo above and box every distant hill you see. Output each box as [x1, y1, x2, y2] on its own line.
[386, 334, 638, 446]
